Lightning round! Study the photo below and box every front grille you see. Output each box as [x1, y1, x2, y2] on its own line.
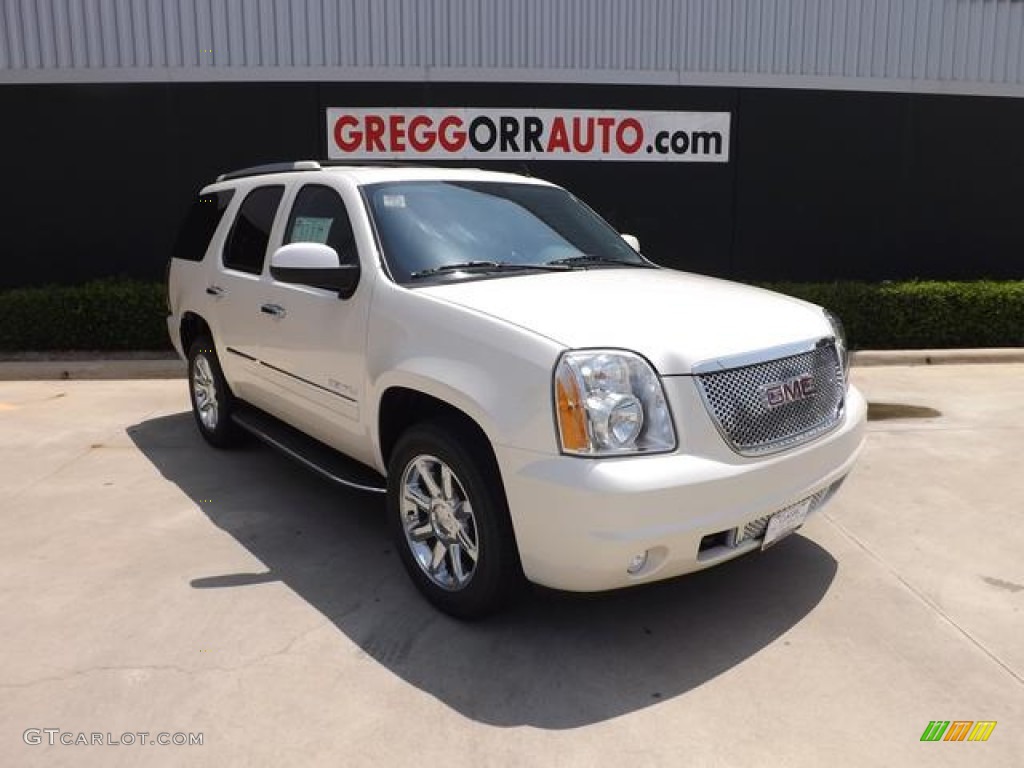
[695, 341, 845, 456]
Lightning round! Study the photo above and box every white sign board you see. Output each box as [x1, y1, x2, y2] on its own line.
[326, 108, 730, 163]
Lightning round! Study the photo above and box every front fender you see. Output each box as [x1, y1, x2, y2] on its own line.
[366, 283, 567, 470]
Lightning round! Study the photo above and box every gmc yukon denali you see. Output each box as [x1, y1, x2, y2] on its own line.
[166, 160, 866, 617]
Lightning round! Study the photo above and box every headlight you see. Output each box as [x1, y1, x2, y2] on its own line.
[554, 350, 676, 456]
[823, 308, 850, 389]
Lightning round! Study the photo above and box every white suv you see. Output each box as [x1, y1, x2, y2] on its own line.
[167, 160, 865, 617]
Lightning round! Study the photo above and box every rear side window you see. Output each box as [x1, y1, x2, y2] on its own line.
[284, 185, 358, 264]
[172, 190, 235, 262]
[223, 185, 285, 274]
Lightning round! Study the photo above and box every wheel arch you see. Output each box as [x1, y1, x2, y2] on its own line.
[378, 386, 502, 484]
[180, 311, 213, 354]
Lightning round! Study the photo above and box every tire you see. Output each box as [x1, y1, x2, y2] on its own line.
[387, 421, 522, 619]
[187, 337, 243, 449]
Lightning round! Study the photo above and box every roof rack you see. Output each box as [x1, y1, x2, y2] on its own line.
[216, 160, 322, 182]
[315, 159, 471, 168]
[215, 158, 485, 183]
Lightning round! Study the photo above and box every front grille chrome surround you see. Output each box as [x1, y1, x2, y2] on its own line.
[693, 338, 845, 456]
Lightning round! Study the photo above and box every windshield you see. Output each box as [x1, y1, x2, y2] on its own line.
[363, 180, 648, 283]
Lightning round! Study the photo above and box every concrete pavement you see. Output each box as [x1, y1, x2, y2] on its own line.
[0, 366, 1021, 766]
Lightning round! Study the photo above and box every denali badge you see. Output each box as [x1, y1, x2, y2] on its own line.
[762, 374, 816, 409]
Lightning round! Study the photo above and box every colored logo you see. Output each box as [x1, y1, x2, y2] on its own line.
[761, 373, 816, 410]
[920, 721, 996, 742]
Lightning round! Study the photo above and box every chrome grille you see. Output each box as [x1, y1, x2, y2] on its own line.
[695, 341, 845, 456]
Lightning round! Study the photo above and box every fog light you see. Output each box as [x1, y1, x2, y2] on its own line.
[627, 551, 649, 574]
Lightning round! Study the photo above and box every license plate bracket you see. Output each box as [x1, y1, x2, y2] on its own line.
[761, 498, 812, 550]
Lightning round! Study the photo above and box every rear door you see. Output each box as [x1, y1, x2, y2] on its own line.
[212, 184, 285, 403]
[167, 188, 235, 356]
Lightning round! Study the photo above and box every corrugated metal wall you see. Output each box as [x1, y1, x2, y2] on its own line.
[2, 0, 1024, 95]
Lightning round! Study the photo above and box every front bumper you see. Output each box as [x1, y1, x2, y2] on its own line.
[497, 383, 866, 592]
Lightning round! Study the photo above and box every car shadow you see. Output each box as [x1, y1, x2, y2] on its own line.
[128, 412, 838, 730]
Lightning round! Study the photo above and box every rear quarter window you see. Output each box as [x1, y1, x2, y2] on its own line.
[172, 190, 236, 262]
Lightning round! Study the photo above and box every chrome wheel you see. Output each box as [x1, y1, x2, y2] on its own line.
[192, 354, 219, 431]
[400, 454, 480, 591]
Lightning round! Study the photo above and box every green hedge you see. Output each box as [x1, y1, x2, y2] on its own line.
[762, 281, 1024, 349]
[0, 280, 171, 351]
[0, 278, 1021, 351]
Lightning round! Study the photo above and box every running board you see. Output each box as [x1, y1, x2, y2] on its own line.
[231, 404, 387, 494]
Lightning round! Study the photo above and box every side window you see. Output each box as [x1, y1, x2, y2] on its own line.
[223, 185, 285, 274]
[285, 185, 358, 265]
[172, 189, 235, 262]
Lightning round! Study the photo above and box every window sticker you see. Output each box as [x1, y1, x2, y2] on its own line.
[291, 216, 333, 243]
[381, 194, 406, 208]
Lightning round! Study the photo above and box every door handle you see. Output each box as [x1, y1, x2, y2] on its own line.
[206, 285, 225, 297]
[260, 303, 287, 318]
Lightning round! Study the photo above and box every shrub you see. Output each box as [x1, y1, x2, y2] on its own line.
[760, 281, 1024, 349]
[0, 279, 171, 351]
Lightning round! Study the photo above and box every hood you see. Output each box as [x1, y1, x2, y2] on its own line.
[417, 268, 831, 375]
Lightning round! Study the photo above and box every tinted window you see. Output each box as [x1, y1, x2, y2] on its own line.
[285, 185, 358, 264]
[223, 186, 284, 274]
[172, 190, 235, 262]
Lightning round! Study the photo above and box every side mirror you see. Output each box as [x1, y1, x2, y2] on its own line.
[270, 242, 360, 299]
[621, 233, 641, 253]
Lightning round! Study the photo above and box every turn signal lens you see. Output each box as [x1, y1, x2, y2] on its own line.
[555, 367, 589, 452]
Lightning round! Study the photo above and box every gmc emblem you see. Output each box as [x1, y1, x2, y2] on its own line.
[762, 373, 816, 409]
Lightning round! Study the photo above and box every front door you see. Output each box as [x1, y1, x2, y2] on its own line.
[257, 182, 374, 461]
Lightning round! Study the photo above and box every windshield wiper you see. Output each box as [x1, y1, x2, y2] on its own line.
[546, 254, 652, 268]
[410, 261, 575, 278]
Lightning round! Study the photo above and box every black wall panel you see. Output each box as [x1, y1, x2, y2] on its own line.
[901, 94, 1024, 279]
[733, 89, 914, 281]
[0, 81, 1020, 289]
[3, 85, 174, 287]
